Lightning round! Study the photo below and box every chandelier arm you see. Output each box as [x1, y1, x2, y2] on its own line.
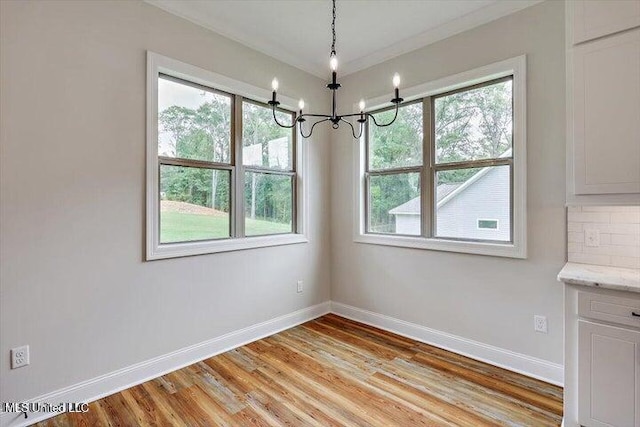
[340, 118, 364, 139]
[341, 112, 368, 119]
[300, 118, 330, 139]
[271, 104, 297, 129]
[300, 113, 333, 119]
[367, 103, 400, 128]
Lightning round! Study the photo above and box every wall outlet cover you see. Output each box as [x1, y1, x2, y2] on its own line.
[585, 228, 600, 247]
[11, 345, 29, 369]
[534, 315, 548, 334]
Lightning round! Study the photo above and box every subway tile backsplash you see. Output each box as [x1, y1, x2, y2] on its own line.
[567, 206, 640, 269]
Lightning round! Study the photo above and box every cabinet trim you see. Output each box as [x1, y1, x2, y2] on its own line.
[571, 29, 640, 195]
[578, 319, 640, 427]
[572, 0, 640, 45]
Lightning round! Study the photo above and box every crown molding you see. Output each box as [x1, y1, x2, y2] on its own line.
[144, 0, 328, 78]
[144, 0, 543, 79]
[340, 0, 543, 76]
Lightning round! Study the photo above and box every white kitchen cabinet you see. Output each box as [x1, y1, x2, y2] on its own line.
[559, 262, 640, 427]
[571, 29, 640, 196]
[578, 320, 640, 427]
[566, 1, 640, 204]
[572, 0, 640, 45]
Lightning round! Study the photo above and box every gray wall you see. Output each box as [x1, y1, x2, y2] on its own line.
[331, 0, 566, 364]
[1, 0, 567, 405]
[0, 0, 331, 401]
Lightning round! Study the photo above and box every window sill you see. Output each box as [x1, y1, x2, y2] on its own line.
[147, 234, 308, 260]
[353, 233, 526, 259]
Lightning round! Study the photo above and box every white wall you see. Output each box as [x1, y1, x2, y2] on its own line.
[331, 0, 566, 364]
[0, 0, 331, 402]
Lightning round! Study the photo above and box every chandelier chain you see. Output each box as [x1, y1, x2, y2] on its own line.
[331, 0, 336, 55]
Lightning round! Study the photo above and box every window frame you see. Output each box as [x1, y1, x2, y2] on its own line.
[147, 52, 308, 260]
[354, 56, 527, 258]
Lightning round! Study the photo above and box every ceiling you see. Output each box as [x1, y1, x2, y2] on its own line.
[146, 0, 541, 78]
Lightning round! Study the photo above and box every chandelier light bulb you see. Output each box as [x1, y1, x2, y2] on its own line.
[330, 54, 338, 72]
[271, 78, 279, 92]
[359, 99, 366, 111]
[393, 73, 401, 88]
[298, 99, 305, 110]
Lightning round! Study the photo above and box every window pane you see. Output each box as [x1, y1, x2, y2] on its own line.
[434, 79, 512, 164]
[435, 165, 511, 242]
[243, 102, 293, 170]
[368, 173, 420, 235]
[369, 103, 423, 170]
[158, 76, 232, 163]
[245, 172, 293, 236]
[160, 165, 230, 243]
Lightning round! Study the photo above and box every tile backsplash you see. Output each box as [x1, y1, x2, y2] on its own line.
[567, 206, 640, 269]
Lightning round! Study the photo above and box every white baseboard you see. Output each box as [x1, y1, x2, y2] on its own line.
[0, 302, 331, 427]
[330, 302, 564, 386]
[2, 300, 563, 427]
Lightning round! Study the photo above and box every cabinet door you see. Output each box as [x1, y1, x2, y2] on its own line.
[572, 0, 640, 45]
[572, 29, 640, 195]
[578, 320, 640, 427]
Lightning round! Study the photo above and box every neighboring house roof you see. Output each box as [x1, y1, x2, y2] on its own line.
[388, 183, 461, 215]
[389, 148, 512, 215]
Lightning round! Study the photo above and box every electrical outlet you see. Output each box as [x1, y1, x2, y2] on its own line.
[585, 229, 600, 247]
[534, 315, 548, 334]
[11, 345, 29, 369]
[297, 280, 303, 293]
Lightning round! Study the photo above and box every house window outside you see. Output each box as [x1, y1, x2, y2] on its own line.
[358, 56, 526, 258]
[477, 219, 499, 230]
[147, 52, 307, 259]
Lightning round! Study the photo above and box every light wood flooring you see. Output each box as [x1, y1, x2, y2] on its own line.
[35, 314, 563, 426]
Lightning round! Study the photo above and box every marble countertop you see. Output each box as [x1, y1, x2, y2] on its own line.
[558, 262, 640, 293]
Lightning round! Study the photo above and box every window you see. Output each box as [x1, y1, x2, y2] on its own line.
[367, 102, 423, 235]
[357, 56, 526, 258]
[158, 76, 233, 244]
[147, 53, 307, 259]
[242, 101, 296, 236]
[477, 219, 499, 230]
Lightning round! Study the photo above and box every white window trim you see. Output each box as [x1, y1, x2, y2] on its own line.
[146, 52, 308, 260]
[352, 55, 527, 259]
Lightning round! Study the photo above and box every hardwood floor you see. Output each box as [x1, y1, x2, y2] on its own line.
[35, 314, 563, 426]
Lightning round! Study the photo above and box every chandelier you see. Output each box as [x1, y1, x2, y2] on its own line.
[268, 0, 403, 139]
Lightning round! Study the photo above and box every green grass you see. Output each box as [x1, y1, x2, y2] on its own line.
[160, 211, 292, 243]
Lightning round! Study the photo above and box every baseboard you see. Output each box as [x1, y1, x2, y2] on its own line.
[330, 301, 564, 386]
[0, 302, 331, 427]
[2, 299, 563, 426]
